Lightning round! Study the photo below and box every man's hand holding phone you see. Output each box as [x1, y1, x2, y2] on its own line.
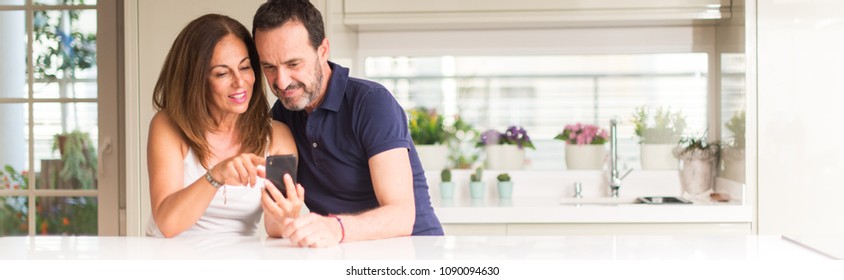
[260, 155, 305, 232]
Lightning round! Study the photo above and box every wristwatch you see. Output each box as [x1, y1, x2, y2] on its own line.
[205, 170, 224, 189]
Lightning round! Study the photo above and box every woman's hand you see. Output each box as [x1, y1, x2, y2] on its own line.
[209, 153, 265, 187]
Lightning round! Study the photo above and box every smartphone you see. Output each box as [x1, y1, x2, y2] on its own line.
[265, 154, 297, 198]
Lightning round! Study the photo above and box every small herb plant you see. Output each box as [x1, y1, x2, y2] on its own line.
[470, 167, 483, 182]
[440, 168, 452, 182]
[676, 132, 720, 157]
[631, 106, 687, 144]
[496, 173, 511, 182]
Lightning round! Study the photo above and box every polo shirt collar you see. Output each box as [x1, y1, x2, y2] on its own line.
[317, 61, 349, 112]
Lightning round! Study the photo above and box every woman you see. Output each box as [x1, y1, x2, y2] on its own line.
[146, 14, 301, 238]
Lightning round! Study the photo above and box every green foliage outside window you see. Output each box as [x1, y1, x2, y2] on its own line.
[32, 0, 97, 81]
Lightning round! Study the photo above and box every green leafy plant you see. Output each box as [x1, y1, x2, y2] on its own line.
[408, 107, 450, 145]
[631, 106, 687, 144]
[470, 167, 483, 182]
[725, 110, 746, 149]
[440, 168, 452, 182]
[0, 165, 29, 190]
[1, 165, 29, 235]
[496, 173, 511, 182]
[32, 0, 97, 82]
[448, 116, 480, 169]
[676, 132, 720, 157]
[0, 196, 28, 235]
[37, 196, 98, 235]
[52, 130, 97, 189]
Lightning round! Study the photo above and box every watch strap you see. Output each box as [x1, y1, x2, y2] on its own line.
[205, 170, 224, 189]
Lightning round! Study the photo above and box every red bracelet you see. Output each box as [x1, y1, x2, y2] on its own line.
[328, 214, 345, 243]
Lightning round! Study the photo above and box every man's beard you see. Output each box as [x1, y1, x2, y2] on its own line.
[276, 62, 323, 111]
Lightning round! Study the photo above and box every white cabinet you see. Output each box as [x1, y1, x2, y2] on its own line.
[343, 0, 731, 30]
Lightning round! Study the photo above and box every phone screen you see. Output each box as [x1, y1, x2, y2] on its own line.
[266, 154, 297, 198]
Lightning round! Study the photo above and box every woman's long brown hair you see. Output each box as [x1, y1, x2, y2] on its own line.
[152, 14, 271, 169]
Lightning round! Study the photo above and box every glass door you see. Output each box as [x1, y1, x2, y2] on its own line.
[0, 0, 118, 236]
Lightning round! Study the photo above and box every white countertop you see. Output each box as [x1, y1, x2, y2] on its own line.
[0, 235, 826, 260]
[432, 196, 753, 224]
[784, 235, 844, 260]
[427, 171, 751, 224]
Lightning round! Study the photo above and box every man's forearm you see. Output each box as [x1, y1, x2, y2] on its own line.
[337, 204, 415, 242]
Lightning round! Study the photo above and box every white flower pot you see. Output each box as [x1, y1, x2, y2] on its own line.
[565, 144, 606, 170]
[415, 144, 448, 171]
[484, 145, 525, 170]
[640, 144, 679, 170]
[676, 148, 718, 198]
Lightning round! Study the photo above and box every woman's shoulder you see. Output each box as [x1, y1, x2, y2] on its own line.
[270, 119, 290, 131]
[149, 111, 188, 153]
[150, 111, 176, 129]
[269, 120, 296, 155]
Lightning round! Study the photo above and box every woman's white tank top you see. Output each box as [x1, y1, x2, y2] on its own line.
[146, 148, 264, 237]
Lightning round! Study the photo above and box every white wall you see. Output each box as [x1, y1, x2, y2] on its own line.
[757, 0, 844, 235]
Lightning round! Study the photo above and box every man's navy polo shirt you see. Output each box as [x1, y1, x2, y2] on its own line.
[271, 61, 443, 236]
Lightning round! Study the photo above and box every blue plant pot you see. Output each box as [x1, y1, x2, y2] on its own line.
[497, 181, 513, 199]
[469, 182, 485, 199]
[440, 182, 455, 199]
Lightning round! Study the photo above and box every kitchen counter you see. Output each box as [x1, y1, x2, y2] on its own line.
[432, 196, 752, 224]
[428, 171, 751, 225]
[0, 235, 827, 260]
[784, 235, 844, 260]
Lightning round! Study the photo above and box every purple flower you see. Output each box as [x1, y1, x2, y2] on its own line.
[477, 126, 535, 150]
[480, 129, 502, 146]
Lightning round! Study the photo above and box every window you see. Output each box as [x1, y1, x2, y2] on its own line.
[0, 0, 116, 236]
[365, 54, 709, 170]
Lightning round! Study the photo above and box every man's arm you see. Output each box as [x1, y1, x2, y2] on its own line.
[281, 147, 415, 247]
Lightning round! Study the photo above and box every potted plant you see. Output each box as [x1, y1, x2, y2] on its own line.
[448, 116, 480, 169]
[469, 167, 485, 199]
[721, 110, 746, 182]
[496, 173, 513, 199]
[408, 107, 450, 171]
[477, 126, 535, 170]
[439, 168, 455, 199]
[554, 123, 608, 170]
[51, 130, 97, 189]
[631, 106, 687, 169]
[673, 133, 720, 198]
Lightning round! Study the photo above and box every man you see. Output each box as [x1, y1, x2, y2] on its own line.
[253, 0, 444, 248]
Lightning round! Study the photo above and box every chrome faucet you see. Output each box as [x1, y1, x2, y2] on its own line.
[609, 118, 632, 197]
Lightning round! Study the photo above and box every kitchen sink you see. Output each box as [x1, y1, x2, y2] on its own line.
[558, 196, 692, 205]
[558, 197, 640, 205]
